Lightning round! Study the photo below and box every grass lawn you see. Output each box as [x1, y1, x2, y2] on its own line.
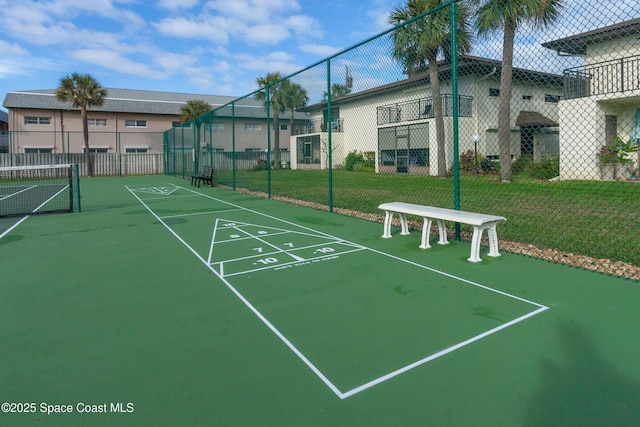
[213, 169, 640, 266]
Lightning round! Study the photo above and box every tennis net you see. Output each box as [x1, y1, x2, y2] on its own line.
[0, 164, 79, 218]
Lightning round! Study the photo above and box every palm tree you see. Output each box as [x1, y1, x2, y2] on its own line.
[180, 100, 212, 172]
[55, 73, 107, 177]
[280, 80, 309, 137]
[474, 0, 563, 182]
[389, 0, 472, 178]
[322, 83, 351, 101]
[180, 99, 211, 123]
[255, 72, 285, 168]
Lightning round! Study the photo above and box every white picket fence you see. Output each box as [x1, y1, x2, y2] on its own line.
[0, 153, 164, 176]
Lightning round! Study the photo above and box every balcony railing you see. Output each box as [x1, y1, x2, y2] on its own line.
[377, 94, 473, 126]
[292, 118, 343, 136]
[563, 54, 640, 100]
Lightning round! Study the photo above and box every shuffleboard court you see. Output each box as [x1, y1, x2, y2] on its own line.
[127, 183, 548, 399]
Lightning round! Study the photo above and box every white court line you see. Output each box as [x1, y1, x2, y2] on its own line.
[0, 185, 37, 201]
[141, 194, 201, 201]
[214, 230, 290, 245]
[0, 215, 30, 240]
[160, 208, 243, 220]
[1, 185, 71, 240]
[232, 224, 306, 262]
[126, 185, 346, 399]
[214, 240, 361, 267]
[127, 184, 549, 399]
[220, 247, 366, 278]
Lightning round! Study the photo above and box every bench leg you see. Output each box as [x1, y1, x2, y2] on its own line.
[486, 223, 501, 258]
[382, 211, 393, 238]
[398, 213, 410, 235]
[468, 226, 484, 262]
[436, 219, 449, 245]
[419, 218, 433, 249]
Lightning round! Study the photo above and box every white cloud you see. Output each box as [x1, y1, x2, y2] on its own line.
[152, 16, 231, 43]
[300, 44, 341, 57]
[206, 0, 301, 23]
[243, 23, 291, 45]
[235, 51, 301, 75]
[69, 49, 167, 79]
[285, 15, 322, 37]
[157, 0, 200, 11]
[0, 40, 29, 57]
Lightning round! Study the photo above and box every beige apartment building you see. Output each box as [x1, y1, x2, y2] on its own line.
[2, 88, 301, 155]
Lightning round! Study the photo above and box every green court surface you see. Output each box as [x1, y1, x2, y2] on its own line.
[2, 175, 639, 426]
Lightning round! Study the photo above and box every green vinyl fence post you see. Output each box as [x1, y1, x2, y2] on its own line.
[266, 86, 272, 199]
[73, 163, 81, 212]
[232, 103, 237, 190]
[450, 0, 461, 241]
[327, 59, 333, 212]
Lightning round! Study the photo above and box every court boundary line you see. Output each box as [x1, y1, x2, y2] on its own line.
[126, 185, 344, 398]
[126, 184, 549, 399]
[1, 184, 71, 239]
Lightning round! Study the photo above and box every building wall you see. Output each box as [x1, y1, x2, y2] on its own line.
[556, 30, 640, 180]
[292, 73, 562, 175]
[8, 107, 295, 155]
[586, 33, 640, 64]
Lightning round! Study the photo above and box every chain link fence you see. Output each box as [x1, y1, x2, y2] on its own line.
[165, 1, 640, 278]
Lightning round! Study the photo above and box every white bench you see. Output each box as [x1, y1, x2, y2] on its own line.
[378, 202, 506, 263]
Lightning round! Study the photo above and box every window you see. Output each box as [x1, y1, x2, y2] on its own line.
[522, 95, 532, 101]
[125, 119, 147, 127]
[280, 124, 288, 130]
[244, 124, 261, 131]
[87, 118, 107, 126]
[378, 123, 429, 173]
[489, 88, 500, 97]
[204, 123, 225, 131]
[545, 94, 561, 103]
[24, 147, 53, 153]
[245, 148, 262, 152]
[84, 147, 109, 153]
[172, 121, 191, 128]
[24, 116, 51, 125]
[125, 147, 148, 153]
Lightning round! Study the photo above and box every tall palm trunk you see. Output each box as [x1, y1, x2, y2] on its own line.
[498, 21, 516, 182]
[429, 55, 447, 178]
[81, 105, 93, 177]
[273, 114, 281, 169]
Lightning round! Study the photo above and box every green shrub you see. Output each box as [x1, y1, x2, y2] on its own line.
[511, 155, 534, 174]
[529, 156, 560, 179]
[510, 155, 559, 180]
[345, 151, 369, 171]
[252, 159, 268, 171]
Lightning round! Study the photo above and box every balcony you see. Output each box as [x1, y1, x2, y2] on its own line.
[563, 54, 640, 99]
[377, 94, 473, 126]
[292, 118, 344, 136]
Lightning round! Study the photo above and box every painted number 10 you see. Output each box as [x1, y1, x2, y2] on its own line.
[256, 257, 278, 265]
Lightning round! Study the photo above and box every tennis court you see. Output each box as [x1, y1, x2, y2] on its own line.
[2, 175, 640, 426]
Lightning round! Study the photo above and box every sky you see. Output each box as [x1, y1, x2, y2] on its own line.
[0, 0, 399, 107]
[0, 0, 637, 113]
